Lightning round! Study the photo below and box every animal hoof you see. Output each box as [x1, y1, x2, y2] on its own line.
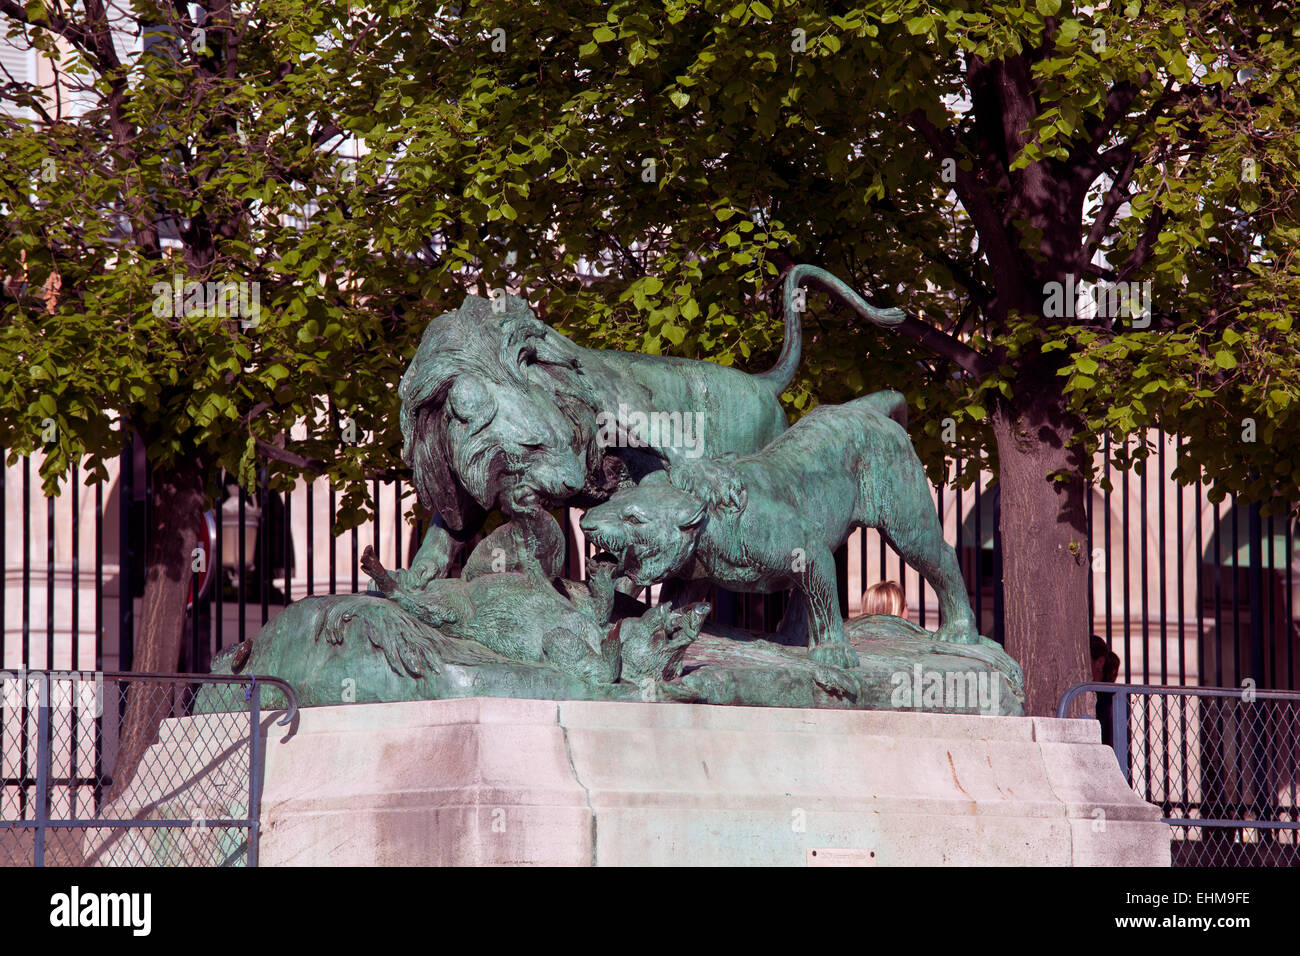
[810, 642, 859, 669]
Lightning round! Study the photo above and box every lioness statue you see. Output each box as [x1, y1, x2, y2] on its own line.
[580, 390, 981, 668]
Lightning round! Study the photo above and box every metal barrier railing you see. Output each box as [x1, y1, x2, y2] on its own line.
[1058, 682, 1300, 866]
[1, 670, 297, 867]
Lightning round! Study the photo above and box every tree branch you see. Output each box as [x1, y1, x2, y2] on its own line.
[1078, 78, 1144, 163]
[1080, 149, 1139, 267]
[905, 108, 1024, 300]
[255, 437, 412, 484]
[0, 0, 113, 70]
[239, 400, 272, 427]
[254, 438, 327, 474]
[893, 314, 995, 379]
[1116, 204, 1168, 283]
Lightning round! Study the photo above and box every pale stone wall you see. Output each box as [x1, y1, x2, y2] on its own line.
[103, 700, 1170, 866]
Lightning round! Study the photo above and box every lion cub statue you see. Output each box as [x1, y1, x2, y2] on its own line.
[581, 390, 981, 668]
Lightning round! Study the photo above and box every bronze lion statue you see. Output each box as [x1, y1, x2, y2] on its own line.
[389, 292, 806, 588]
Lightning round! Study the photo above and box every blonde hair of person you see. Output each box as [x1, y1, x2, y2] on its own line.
[859, 580, 906, 617]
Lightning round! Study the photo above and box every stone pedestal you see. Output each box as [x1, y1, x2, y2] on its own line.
[253, 699, 1169, 866]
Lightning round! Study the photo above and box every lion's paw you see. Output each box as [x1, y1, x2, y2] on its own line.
[809, 641, 860, 669]
[619, 602, 708, 682]
[810, 664, 859, 699]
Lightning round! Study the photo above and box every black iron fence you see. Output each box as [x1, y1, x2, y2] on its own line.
[2, 425, 1297, 869]
[1058, 681, 1300, 866]
[1, 670, 297, 867]
[1, 429, 1297, 691]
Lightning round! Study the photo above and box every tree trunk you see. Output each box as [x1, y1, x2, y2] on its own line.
[110, 457, 206, 801]
[992, 381, 1092, 716]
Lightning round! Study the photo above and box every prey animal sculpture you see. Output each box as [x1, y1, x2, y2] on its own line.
[581, 390, 980, 668]
[360, 545, 708, 686]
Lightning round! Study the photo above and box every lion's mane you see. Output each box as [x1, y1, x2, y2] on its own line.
[398, 294, 605, 530]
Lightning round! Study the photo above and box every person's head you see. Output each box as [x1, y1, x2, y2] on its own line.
[859, 580, 906, 617]
[1102, 651, 1120, 683]
[1090, 635, 1120, 682]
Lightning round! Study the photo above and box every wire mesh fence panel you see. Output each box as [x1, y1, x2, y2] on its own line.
[1060, 683, 1300, 867]
[0, 671, 296, 867]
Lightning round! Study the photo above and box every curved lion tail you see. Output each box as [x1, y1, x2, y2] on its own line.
[759, 264, 906, 394]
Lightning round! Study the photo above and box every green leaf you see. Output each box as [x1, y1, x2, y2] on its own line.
[904, 15, 933, 35]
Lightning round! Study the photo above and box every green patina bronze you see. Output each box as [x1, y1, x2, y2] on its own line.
[580, 389, 982, 668]
[202, 265, 1023, 717]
